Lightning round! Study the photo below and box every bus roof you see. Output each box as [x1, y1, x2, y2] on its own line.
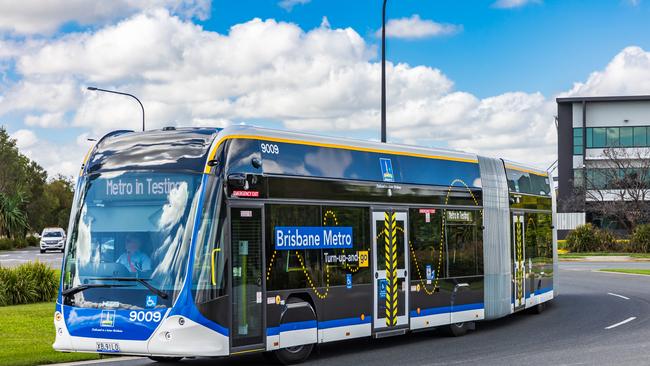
[209, 125, 548, 176]
[84, 127, 221, 174]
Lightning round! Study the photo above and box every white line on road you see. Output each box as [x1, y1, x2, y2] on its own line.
[607, 292, 630, 300]
[605, 317, 636, 330]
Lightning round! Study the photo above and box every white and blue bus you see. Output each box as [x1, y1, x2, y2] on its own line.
[54, 126, 557, 364]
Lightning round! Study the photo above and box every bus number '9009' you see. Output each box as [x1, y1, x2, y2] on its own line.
[261, 143, 279, 155]
[129, 311, 162, 323]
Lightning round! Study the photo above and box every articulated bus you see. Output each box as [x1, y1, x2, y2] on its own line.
[54, 126, 557, 364]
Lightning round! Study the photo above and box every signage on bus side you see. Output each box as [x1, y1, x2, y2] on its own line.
[275, 226, 353, 250]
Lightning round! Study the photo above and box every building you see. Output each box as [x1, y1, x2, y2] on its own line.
[556, 95, 650, 239]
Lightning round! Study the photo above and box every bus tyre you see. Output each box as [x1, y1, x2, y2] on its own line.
[447, 322, 469, 337]
[534, 302, 546, 314]
[273, 343, 314, 365]
[148, 356, 183, 363]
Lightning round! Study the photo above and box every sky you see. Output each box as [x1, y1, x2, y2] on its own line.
[1, 0, 650, 178]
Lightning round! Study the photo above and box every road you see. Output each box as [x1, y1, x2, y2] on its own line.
[58, 261, 650, 366]
[0, 246, 63, 268]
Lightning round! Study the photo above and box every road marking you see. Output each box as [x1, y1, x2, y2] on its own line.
[607, 292, 630, 300]
[605, 317, 636, 330]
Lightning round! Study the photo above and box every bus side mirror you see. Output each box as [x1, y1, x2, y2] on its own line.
[251, 157, 262, 169]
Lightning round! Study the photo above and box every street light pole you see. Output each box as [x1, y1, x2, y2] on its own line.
[381, 0, 388, 143]
[87, 86, 145, 131]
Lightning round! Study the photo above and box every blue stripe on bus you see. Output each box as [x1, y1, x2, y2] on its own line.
[410, 302, 484, 318]
[535, 286, 553, 295]
[267, 320, 318, 336]
[318, 315, 372, 329]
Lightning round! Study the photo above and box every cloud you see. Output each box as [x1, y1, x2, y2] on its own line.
[379, 15, 462, 39]
[0, 0, 211, 35]
[3, 11, 650, 177]
[24, 112, 66, 128]
[492, 0, 542, 9]
[278, 0, 310, 12]
[11, 129, 38, 149]
[561, 46, 650, 97]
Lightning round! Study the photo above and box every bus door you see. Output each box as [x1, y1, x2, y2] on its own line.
[230, 206, 265, 352]
[512, 213, 526, 311]
[372, 210, 409, 333]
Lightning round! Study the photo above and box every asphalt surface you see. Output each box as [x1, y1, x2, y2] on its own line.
[0, 246, 63, 268]
[55, 261, 650, 366]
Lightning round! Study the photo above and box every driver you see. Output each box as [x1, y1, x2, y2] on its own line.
[116, 235, 152, 273]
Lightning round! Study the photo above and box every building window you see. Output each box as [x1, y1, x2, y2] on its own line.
[573, 169, 583, 188]
[573, 128, 583, 155]
[620, 127, 634, 147]
[606, 127, 620, 147]
[634, 126, 647, 147]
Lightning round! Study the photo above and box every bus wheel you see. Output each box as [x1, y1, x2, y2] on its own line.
[273, 343, 314, 365]
[446, 322, 469, 337]
[533, 302, 546, 314]
[148, 356, 183, 363]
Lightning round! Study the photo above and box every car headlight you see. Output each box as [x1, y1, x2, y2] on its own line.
[58, 240, 65, 245]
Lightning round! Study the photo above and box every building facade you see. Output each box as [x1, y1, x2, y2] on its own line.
[556, 95, 650, 239]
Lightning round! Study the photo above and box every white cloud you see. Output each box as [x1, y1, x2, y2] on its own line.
[11, 129, 38, 149]
[492, 0, 542, 9]
[4, 11, 650, 177]
[562, 46, 650, 97]
[379, 15, 461, 39]
[0, 0, 211, 35]
[24, 112, 66, 128]
[278, 0, 310, 12]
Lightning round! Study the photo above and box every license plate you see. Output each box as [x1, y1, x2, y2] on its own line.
[96, 342, 120, 353]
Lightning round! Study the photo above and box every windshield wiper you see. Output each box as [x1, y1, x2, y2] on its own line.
[61, 283, 135, 297]
[89, 277, 169, 299]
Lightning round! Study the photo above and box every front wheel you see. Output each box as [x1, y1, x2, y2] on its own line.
[148, 356, 183, 363]
[272, 343, 314, 365]
[40, 249, 45, 254]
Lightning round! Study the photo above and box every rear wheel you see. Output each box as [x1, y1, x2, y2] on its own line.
[148, 356, 183, 363]
[446, 322, 469, 337]
[273, 343, 314, 365]
[533, 302, 546, 314]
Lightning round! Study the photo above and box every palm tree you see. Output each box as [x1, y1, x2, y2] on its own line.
[0, 191, 29, 238]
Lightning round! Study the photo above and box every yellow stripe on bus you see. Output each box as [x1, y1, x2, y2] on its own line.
[504, 164, 548, 177]
[204, 134, 479, 174]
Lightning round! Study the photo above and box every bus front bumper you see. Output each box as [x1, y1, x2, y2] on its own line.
[54, 312, 230, 357]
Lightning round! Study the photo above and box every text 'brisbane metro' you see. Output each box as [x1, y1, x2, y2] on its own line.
[274, 226, 353, 250]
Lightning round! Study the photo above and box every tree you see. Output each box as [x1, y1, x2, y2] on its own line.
[577, 147, 650, 234]
[0, 127, 75, 236]
[0, 191, 29, 238]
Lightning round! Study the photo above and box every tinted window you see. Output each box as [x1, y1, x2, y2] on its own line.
[409, 208, 445, 282]
[258, 139, 481, 188]
[634, 127, 647, 147]
[445, 210, 483, 277]
[265, 205, 322, 291]
[506, 168, 550, 196]
[322, 206, 371, 285]
[620, 127, 634, 147]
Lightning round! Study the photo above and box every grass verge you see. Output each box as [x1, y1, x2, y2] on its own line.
[0, 302, 100, 366]
[599, 268, 650, 276]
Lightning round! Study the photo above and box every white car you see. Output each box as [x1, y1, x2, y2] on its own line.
[40, 227, 66, 253]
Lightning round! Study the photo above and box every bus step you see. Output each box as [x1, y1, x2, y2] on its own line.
[374, 328, 407, 339]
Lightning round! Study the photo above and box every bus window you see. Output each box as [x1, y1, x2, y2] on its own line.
[266, 204, 322, 291]
[409, 208, 445, 281]
[445, 210, 483, 277]
[322, 206, 371, 285]
[192, 177, 227, 303]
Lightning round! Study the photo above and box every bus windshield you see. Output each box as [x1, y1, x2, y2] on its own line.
[62, 171, 203, 309]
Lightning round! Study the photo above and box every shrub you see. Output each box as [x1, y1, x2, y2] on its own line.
[0, 238, 13, 251]
[630, 224, 650, 253]
[0, 262, 58, 306]
[26, 235, 40, 247]
[565, 224, 620, 252]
